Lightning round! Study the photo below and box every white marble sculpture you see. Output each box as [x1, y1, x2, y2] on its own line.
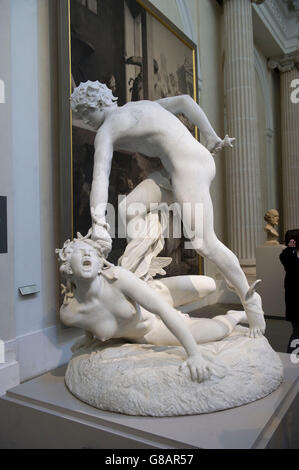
[55, 80, 286, 416]
[70, 80, 266, 338]
[264, 209, 280, 246]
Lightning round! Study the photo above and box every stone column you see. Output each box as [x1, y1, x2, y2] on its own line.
[223, 0, 263, 265]
[265, 128, 275, 209]
[268, 53, 299, 232]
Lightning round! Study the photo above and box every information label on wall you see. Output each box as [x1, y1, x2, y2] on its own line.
[0, 196, 8, 254]
[0, 79, 5, 103]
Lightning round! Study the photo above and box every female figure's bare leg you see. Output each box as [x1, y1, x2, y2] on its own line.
[143, 309, 247, 346]
[149, 275, 216, 308]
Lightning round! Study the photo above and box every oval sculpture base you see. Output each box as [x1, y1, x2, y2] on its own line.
[65, 327, 283, 417]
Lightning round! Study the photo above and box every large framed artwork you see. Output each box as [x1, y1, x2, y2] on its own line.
[59, 0, 202, 275]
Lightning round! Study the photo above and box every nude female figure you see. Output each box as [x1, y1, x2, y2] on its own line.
[56, 237, 247, 382]
[70, 81, 266, 338]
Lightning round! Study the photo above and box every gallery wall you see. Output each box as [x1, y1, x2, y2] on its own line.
[254, 44, 283, 243]
[1, 0, 60, 339]
[150, 0, 185, 31]
[0, 0, 15, 343]
[0, 0, 79, 388]
[10, 0, 44, 337]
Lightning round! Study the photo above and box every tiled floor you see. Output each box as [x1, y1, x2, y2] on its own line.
[190, 303, 292, 353]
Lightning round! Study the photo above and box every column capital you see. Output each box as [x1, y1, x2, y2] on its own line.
[268, 52, 299, 73]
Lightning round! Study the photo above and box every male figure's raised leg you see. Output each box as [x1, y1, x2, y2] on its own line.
[171, 174, 265, 337]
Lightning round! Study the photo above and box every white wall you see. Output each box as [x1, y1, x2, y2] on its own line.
[254, 44, 283, 242]
[0, 0, 15, 343]
[149, 0, 184, 30]
[9, 0, 61, 337]
[37, 0, 61, 329]
[10, 0, 44, 337]
[0, 0, 78, 391]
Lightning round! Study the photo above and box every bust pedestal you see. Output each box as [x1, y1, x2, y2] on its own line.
[255, 245, 286, 318]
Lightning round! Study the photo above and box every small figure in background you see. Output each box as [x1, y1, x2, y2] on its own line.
[264, 209, 280, 246]
[279, 229, 299, 354]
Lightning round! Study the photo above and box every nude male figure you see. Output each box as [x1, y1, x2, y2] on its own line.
[71, 81, 266, 338]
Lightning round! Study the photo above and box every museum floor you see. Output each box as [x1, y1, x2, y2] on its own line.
[190, 303, 292, 354]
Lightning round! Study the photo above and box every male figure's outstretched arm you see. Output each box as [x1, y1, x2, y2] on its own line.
[156, 95, 235, 154]
[90, 129, 114, 240]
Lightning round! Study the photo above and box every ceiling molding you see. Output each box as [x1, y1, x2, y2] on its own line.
[252, 0, 299, 54]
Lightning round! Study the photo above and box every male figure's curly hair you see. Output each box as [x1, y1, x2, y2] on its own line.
[70, 80, 118, 113]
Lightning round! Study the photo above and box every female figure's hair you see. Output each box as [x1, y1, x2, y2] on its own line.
[55, 232, 112, 278]
[55, 233, 115, 304]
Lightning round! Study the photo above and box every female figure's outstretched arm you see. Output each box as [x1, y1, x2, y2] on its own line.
[115, 267, 226, 382]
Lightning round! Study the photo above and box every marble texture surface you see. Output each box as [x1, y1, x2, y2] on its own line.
[65, 327, 283, 416]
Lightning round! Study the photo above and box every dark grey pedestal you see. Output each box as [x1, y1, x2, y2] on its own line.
[256, 245, 285, 318]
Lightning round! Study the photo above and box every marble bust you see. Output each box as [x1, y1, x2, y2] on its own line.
[264, 209, 280, 246]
